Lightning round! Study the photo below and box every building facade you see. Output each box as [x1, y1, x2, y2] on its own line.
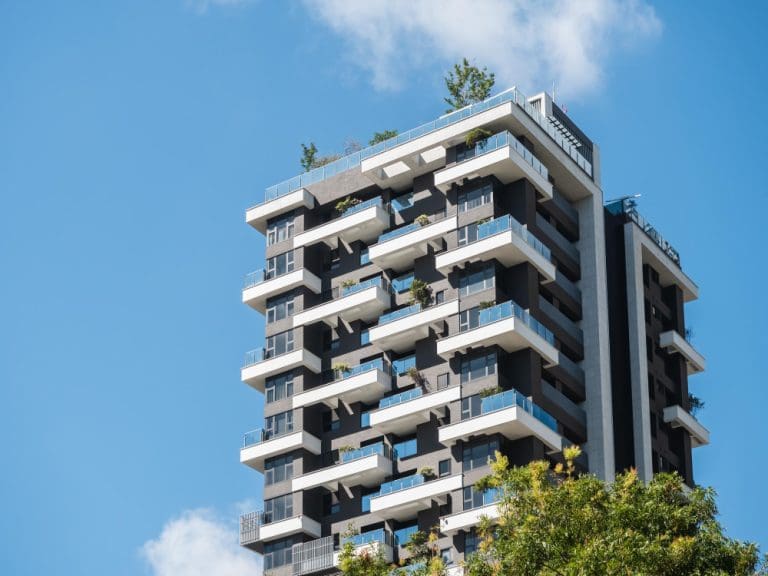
[237, 88, 707, 575]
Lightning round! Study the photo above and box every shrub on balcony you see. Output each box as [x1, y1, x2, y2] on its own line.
[688, 393, 705, 415]
[464, 127, 493, 148]
[478, 300, 495, 309]
[332, 362, 352, 377]
[415, 214, 430, 226]
[408, 278, 432, 308]
[335, 196, 362, 214]
[406, 366, 425, 387]
[479, 385, 503, 398]
[341, 279, 358, 288]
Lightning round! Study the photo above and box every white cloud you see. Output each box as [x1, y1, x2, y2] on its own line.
[142, 509, 262, 576]
[303, 0, 662, 99]
[189, 0, 254, 14]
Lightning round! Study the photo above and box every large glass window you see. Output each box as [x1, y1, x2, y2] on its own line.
[457, 223, 479, 246]
[266, 213, 295, 246]
[264, 454, 294, 486]
[463, 485, 501, 510]
[266, 293, 295, 324]
[462, 438, 499, 471]
[266, 330, 294, 358]
[265, 372, 294, 404]
[457, 183, 492, 213]
[264, 410, 294, 439]
[266, 250, 294, 279]
[264, 494, 293, 523]
[464, 530, 479, 557]
[393, 437, 418, 459]
[264, 538, 296, 570]
[459, 264, 495, 297]
[459, 351, 497, 384]
[392, 353, 416, 375]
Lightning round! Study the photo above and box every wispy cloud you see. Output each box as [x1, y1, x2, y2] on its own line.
[142, 508, 262, 576]
[302, 0, 662, 99]
[188, 0, 254, 15]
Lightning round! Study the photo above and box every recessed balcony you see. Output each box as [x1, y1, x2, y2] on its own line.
[659, 330, 706, 375]
[438, 389, 562, 453]
[369, 474, 463, 521]
[369, 215, 457, 272]
[240, 429, 322, 472]
[434, 131, 553, 199]
[368, 385, 461, 435]
[292, 443, 393, 491]
[292, 359, 392, 409]
[663, 405, 710, 447]
[292, 276, 391, 328]
[241, 348, 322, 393]
[435, 215, 556, 282]
[245, 188, 315, 234]
[242, 268, 322, 314]
[369, 299, 459, 353]
[239, 510, 322, 549]
[440, 501, 500, 535]
[436, 301, 559, 367]
[293, 198, 390, 249]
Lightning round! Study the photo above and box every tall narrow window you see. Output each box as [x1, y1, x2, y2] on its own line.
[265, 372, 294, 404]
[457, 183, 492, 213]
[266, 293, 295, 324]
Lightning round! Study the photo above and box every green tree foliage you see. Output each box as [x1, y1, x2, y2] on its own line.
[466, 447, 766, 576]
[444, 58, 495, 112]
[369, 130, 399, 145]
[300, 141, 340, 172]
[337, 538, 392, 576]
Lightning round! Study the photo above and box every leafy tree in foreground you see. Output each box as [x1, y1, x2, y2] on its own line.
[337, 527, 392, 576]
[370, 130, 398, 145]
[465, 446, 765, 576]
[444, 57, 495, 112]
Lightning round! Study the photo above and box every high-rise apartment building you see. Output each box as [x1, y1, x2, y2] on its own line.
[237, 87, 707, 575]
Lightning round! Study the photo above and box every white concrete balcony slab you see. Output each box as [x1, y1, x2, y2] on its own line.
[246, 188, 315, 234]
[292, 444, 392, 492]
[370, 474, 463, 521]
[435, 215, 555, 282]
[241, 348, 322, 393]
[369, 215, 457, 272]
[436, 301, 559, 368]
[240, 511, 322, 548]
[434, 131, 552, 200]
[292, 278, 390, 328]
[440, 503, 500, 535]
[240, 430, 322, 472]
[332, 535, 394, 565]
[663, 405, 710, 447]
[369, 386, 461, 435]
[293, 198, 389, 249]
[243, 268, 322, 314]
[292, 360, 391, 409]
[438, 390, 562, 453]
[369, 299, 459, 353]
[659, 330, 706, 375]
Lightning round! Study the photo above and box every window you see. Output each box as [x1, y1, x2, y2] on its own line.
[264, 538, 296, 570]
[458, 183, 492, 213]
[437, 373, 450, 389]
[392, 353, 416, 375]
[266, 330, 294, 358]
[435, 290, 445, 304]
[360, 247, 370, 265]
[265, 454, 294, 485]
[323, 493, 340, 516]
[361, 411, 371, 428]
[459, 264, 495, 296]
[329, 248, 340, 272]
[391, 192, 414, 212]
[394, 523, 419, 547]
[361, 490, 376, 513]
[330, 338, 340, 353]
[264, 494, 293, 523]
[266, 251, 294, 279]
[392, 271, 415, 293]
[264, 410, 294, 439]
[360, 328, 370, 346]
[464, 530, 479, 557]
[393, 437, 417, 459]
[457, 223, 479, 246]
[441, 549, 453, 566]
[266, 293, 295, 324]
[265, 373, 294, 404]
[266, 213, 294, 246]
[462, 438, 499, 471]
[459, 351, 497, 384]
[463, 486, 500, 510]
[438, 459, 451, 477]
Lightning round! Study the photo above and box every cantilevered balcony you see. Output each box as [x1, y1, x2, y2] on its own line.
[368, 385, 461, 435]
[292, 277, 391, 328]
[240, 428, 322, 472]
[246, 188, 315, 234]
[438, 389, 562, 453]
[240, 510, 322, 549]
[241, 347, 322, 392]
[440, 496, 501, 535]
[242, 268, 322, 314]
[293, 198, 389, 249]
[369, 299, 459, 353]
[437, 301, 559, 367]
[292, 359, 391, 409]
[292, 443, 393, 492]
[659, 330, 706, 375]
[369, 474, 463, 521]
[333, 530, 395, 565]
[663, 405, 710, 447]
[435, 215, 556, 282]
[434, 131, 553, 199]
[368, 214, 457, 272]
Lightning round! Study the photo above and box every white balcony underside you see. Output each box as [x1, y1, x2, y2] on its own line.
[368, 386, 461, 435]
[369, 475, 463, 521]
[258, 515, 322, 543]
[240, 430, 322, 472]
[292, 368, 391, 409]
[435, 230, 556, 282]
[369, 300, 459, 353]
[292, 285, 390, 328]
[436, 316, 559, 368]
[440, 503, 500, 535]
[243, 269, 322, 314]
[241, 349, 322, 393]
[659, 330, 706, 374]
[663, 405, 710, 447]
[438, 406, 563, 453]
[293, 205, 389, 249]
[369, 216, 457, 272]
[292, 453, 392, 492]
[246, 188, 315, 233]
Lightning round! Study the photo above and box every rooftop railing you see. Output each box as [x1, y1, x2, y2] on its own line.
[378, 387, 423, 409]
[455, 130, 548, 182]
[605, 198, 681, 268]
[471, 214, 551, 260]
[470, 389, 557, 431]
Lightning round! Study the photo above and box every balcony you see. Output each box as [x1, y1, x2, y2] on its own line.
[292, 277, 391, 328]
[368, 215, 457, 272]
[659, 330, 706, 375]
[293, 198, 390, 249]
[292, 443, 393, 491]
[243, 268, 322, 314]
[241, 348, 322, 392]
[240, 429, 322, 472]
[368, 385, 461, 435]
[440, 502, 500, 535]
[435, 215, 556, 282]
[333, 530, 395, 565]
[438, 389, 562, 453]
[663, 405, 710, 447]
[292, 359, 391, 409]
[240, 510, 321, 549]
[369, 299, 459, 353]
[434, 131, 553, 200]
[246, 188, 315, 234]
[369, 473, 463, 521]
[437, 301, 559, 367]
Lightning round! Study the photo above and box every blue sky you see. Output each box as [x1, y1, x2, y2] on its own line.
[1, 1, 766, 574]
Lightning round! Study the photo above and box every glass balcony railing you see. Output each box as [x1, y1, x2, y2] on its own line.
[455, 131, 548, 182]
[242, 425, 295, 448]
[243, 345, 295, 367]
[377, 473, 425, 496]
[343, 528, 392, 548]
[472, 389, 557, 431]
[243, 265, 295, 289]
[378, 387, 423, 409]
[340, 275, 388, 297]
[462, 300, 555, 346]
[378, 303, 422, 325]
[255, 87, 592, 207]
[376, 211, 449, 244]
[330, 358, 388, 383]
[340, 442, 391, 463]
[339, 196, 383, 217]
[470, 214, 551, 261]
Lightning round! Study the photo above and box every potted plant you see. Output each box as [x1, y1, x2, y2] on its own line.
[464, 127, 493, 148]
[406, 366, 425, 387]
[479, 385, 503, 398]
[337, 445, 355, 454]
[476, 217, 490, 226]
[341, 279, 357, 288]
[419, 466, 435, 479]
[415, 214, 430, 227]
[409, 278, 432, 308]
[688, 393, 705, 416]
[478, 300, 495, 310]
[332, 362, 352, 378]
[335, 196, 361, 214]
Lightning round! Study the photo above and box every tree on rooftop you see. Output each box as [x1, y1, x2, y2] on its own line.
[444, 58, 495, 112]
[369, 130, 398, 145]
